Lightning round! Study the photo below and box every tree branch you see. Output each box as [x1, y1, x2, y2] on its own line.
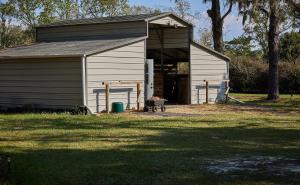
[259, 6, 269, 17]
[286, 0, 300, 13]
[221, 0, 233, 21]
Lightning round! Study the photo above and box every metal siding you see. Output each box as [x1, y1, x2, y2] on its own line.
[147, 28, 189, 49]
[0, 58, 83, 109]
[190, 43, 229, 104]
[86, 40, 145, 113]
[37, 22, 147, 42]
[149, 16, 187, 27]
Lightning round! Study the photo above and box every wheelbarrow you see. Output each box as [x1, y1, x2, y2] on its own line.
[144, 98, 167, 112]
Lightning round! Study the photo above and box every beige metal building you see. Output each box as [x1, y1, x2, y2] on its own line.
[0, 13, 230, 113]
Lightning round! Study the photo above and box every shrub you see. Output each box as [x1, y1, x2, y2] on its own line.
[229, 57, 300, 94]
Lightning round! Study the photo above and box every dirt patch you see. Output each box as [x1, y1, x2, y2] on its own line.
[206, 156, 300, 176]
[133, 104, 300, 117]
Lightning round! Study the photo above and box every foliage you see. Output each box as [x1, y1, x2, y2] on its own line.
[243, 11, 269, 58]
[280, 32, 300, 62]
[80, 0, 129, 18]
[54, 0, 80, 20]
[229, 57, 268, 93]
[0, 25, 31, 49]
[225, 35, 253, 57]
[202, 0, 239, 53]
[8, 0, 43, 38]
[198, 28, 213, 48]
[0, 2, 31, 48]
[242, 1, 298, 59]
[170, 0, 192, 21]
[126, 5, 161, 15]
[278, 61, 300, 94]
[229, 57, 300, 94]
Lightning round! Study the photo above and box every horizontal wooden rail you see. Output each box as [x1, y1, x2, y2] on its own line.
[101, 80, 143, 113]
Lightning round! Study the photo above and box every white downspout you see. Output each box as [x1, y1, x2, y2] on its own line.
[81, 55, 94, 114]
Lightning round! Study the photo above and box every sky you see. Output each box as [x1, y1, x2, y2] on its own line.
[0, 0, 244, 41]
[129, 0, 244, 41]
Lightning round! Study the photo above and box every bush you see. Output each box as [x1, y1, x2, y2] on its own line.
[229, 57, 300, 94]
[279, 62, 300, 94]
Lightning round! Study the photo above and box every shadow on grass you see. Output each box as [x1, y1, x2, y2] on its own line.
[229, 95, 300, 113]
[1, 116, 299, 185]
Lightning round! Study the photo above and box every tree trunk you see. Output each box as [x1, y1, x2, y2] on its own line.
[207, 0, 224, 53]
[267, 0, 280, 100]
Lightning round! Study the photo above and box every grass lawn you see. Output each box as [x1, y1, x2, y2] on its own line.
[0, 94, 299, 185]
[230, 93, 300, 111]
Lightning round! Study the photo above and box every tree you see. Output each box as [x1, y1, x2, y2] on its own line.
[8, 0, 58, 41]
[243, 1, 298, 59]
[280, 32, 300, 63]
[9, 0, 42, 32]
[54, 0, 80, 20]
[81, 0, 129, 18]
[198, 28, 213, 48]
[171, 0, 192, 21]
[0, 2, 14, 48]
[126, 5, 161, 15]
[243, 12, 269, 58]
[225, 35, 253, 57]
[0, 2, 31, 48]
[202, 0, 237, 53]
[239, 0, 298, 100]
[39, 0, 57, 24]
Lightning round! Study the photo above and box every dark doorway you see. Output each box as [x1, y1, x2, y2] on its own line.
[147, 48, 189, 104]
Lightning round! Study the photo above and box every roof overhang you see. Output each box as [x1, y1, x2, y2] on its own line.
[0, 54, 82, 60]
[191, 40, 231, 62]
[0, 37, 147, 60]
[146, 13, 193, 28]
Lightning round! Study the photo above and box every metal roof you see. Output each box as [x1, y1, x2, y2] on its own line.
[36, 12, 192, 28]
[191, 40, 231, 62]
[0, 37, 147, 59]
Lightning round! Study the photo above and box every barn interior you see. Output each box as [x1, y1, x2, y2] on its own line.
[146, 22, 191, 104]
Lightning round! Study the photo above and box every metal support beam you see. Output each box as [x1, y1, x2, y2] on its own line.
[160, 29, 164, 97]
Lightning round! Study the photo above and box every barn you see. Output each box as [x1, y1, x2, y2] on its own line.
[0, 13, 230, 114]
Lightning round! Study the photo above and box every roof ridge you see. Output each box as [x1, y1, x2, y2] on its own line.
[36, 13, 167, 28]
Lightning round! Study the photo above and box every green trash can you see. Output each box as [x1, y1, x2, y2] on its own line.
[112, 102, 124, 113]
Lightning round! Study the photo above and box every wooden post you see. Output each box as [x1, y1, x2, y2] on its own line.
[105, 83, 110, 113]
[206, 81, 209, 104]
[137, 82, 141, 111]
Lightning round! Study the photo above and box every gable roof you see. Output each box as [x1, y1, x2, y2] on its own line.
[191, 40, 231, 62]
[0, 37, 146, 59]
[36, 12, 193, 28]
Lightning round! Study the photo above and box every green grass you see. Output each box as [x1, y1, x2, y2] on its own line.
[230, 93, 300, 111]
[0, 94, 300, 185]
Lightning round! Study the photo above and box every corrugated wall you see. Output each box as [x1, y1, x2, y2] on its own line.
[190, 43, 229, 104]
[149, 16, 187, 27]
[86, 40, 145, 113]
[147, 28, 189, 49]
[37, 22, 147, 42]
[0, 58, 83, 109]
